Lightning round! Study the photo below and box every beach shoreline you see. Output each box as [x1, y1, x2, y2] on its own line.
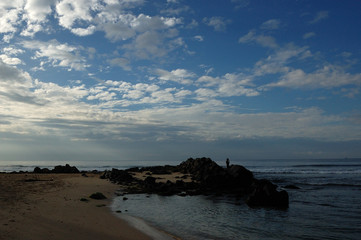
[0, 172, 172, 240]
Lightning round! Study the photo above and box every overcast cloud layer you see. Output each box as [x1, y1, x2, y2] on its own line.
[1, 0, 361, 163]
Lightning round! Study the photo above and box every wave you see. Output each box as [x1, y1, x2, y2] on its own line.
[253, 169, 361, 175]
[297, 182, 361, 188]
[292, 164, 361, 168]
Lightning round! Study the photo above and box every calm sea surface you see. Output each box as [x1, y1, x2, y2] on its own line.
[2, 159, 361, 239]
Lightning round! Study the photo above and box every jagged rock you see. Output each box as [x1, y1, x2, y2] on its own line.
[177, 157, 224, 182]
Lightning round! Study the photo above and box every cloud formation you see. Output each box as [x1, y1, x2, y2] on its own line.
[1, 1, 361, 161]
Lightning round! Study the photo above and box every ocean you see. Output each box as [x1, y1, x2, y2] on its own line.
[110, 158, 361, 240]
[2, 158, 361, 239]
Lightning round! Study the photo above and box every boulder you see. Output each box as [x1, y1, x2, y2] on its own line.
[246, 179, 289, 208]
[33, 167, 51, 173]
[104, 168, 134, 184]
[177, 157, 224, 182]
[226, 165, 254, 187]
[89, 192, 107, 200]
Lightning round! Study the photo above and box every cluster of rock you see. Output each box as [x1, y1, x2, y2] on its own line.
[102, 157, 289, 208]
[33, 164, 80, 174]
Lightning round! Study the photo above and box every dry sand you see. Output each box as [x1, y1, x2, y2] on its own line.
[0, 173, 153, 240]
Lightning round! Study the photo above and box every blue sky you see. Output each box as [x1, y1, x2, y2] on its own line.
[1, 0, 361, 164]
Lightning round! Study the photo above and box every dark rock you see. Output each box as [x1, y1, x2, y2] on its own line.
[126, 167, 141, 172]
[246, 179, 289, 208]
[226, 165, 254, 187]
[101, 157, 289, 208]
[89, 192, 107, 200]
[140, 165, 177, 175]
[177, 157, 224, 182]
[52, 164, 79, 173]
[103, 169, 135, 184]
[144, 176, 156, 185]
[33, 167, 51, 173]
[284, 184, 300, 189]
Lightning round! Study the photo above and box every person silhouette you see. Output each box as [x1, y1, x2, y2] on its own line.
[226, 158, 230, 168]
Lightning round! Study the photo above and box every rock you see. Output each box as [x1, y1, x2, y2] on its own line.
[103, 169, 135, 184]
[177, 157, 224, 182]
[52, 164, 79, 173]
[89, 192, 107, 200]
[246, 179, 289, 208]
[144, 176, 156, 185]
[33, 167, 51, 173]
[284, 184, 300, 189]
[101, 157, 290, 208]
[226, 165, 254, 187]
[140, 165, 177, 175]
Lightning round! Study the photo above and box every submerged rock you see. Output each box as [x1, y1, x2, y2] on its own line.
[246, 179, 289, 208]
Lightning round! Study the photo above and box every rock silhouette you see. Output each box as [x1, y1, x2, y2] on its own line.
[103, 157, 289, 208]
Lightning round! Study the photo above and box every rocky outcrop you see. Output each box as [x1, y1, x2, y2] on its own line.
[33, 164, 79, 174]
[101, 168, 134, 184]
[103, 157, 289, 208]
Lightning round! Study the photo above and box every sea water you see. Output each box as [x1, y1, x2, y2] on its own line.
[111, 158, 361, 240]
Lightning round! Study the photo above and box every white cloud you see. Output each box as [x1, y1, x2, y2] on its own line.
[260, 19, 281, 30]
[239, 30, 278, 48]
[1, 47, 25, 65]
[0, 0, 24, 38]
[21, 39, 89, 71]
[0, 54, 23, 65]
[266, 65, 361, 89]
[231, 0, 249, 9]
[203, 16, 231, 32]
[0, 60, 360, 146]
[194, 35, 204, 42]
[155, 68, 196, 85]
[21, 0, 54, 36]
[55, 0, 98, 30]
[309, 10, 329, 24]
[197, 73, 259, 98]
[303, 32, 316, 39]
[108, 57, 131, 71]
[254, 44, 312, 76]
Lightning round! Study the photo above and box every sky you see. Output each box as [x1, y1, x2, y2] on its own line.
[1, 0, 361, 164]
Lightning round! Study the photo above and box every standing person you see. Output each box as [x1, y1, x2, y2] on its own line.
[226, 158, 230, 168]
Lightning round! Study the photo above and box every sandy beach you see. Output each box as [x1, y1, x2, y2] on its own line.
[0, 173, 153, 240]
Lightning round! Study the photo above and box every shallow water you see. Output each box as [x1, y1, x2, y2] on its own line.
[111, 159, 361, 240]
